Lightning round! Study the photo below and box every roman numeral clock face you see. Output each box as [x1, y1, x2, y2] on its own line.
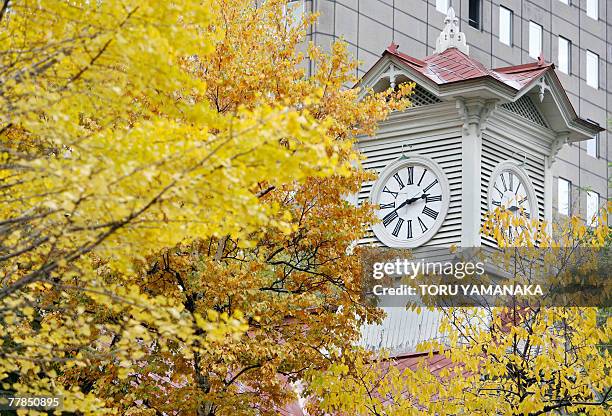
[487, 162, 539, 225]
[487, 162, 539, 242]
[490, 170, 532, 218]
[371, 157, 450, 248]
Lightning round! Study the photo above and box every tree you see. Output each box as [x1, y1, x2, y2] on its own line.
[308, 208, 611, 416]
[1, 0, 411, 413]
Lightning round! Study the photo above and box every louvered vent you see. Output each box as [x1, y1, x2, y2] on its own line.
[410, 85, 442, 107]
[358, 307, 444, 354]
[500, 95, 548, 127]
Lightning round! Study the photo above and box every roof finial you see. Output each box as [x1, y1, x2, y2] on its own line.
[537, 51, 545, 67]
[387, 41, 399, 54]
[435, 7, 469, 55]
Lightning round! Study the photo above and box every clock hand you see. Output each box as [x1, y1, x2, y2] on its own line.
[383, 191, 424, 216]
[403, 192, 428, 206]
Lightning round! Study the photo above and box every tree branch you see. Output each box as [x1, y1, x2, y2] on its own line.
[0, 0, 9, 24]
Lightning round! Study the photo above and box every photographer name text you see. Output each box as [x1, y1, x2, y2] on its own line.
[372, 284, 543, 297]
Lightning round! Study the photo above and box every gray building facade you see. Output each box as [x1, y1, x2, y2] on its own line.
[304, 0, 610, 222]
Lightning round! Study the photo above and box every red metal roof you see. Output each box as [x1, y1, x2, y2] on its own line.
[392, 350, 455, 375]
[277, 350, 458, 415]
[278, 400, 306, 416]
[385, 42, 552, 91]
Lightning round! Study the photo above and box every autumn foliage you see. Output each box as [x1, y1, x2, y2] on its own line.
[309, 209, 611, 416]
[0, 0, 410, 414]
[2, 1, 608, 415]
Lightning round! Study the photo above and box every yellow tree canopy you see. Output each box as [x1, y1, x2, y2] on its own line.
[1, 0, 411, 414]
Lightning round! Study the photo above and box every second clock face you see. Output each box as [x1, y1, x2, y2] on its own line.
[489, 169, 533, 219]
[372, 158, 449, 248]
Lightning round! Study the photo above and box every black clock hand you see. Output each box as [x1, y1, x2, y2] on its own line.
[390, 198, 410, 213]
[401, 193, 428, 206]
[404, 193, 429, 205]
[383, 192, 430, 217]
[383, 191, 420, 216]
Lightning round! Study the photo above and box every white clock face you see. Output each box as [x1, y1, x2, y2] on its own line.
[489, 169, 533, 219]
[371, 157, 450, 248]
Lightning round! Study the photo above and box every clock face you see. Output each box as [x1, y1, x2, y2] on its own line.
[371, 156, 450, 248]
[488, 167, 535, 220]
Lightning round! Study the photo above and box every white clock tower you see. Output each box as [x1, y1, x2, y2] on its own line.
[357, 7, 601, 251]
[356, 8, 603, 354]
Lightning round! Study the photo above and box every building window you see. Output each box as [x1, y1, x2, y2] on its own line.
[558, 178, 571, 216]
[284, 1, 304, 27]
[529, 22, 542, 59]
[586, 136, 599, 158]
[499, 7, 513, 46]
[436, 0, 449, 14]
[586, 191, 599, 226]
[586, 50, 599, 89]
[586, 0, 598, 20]
[469, 0, 482, 29]
[558, 36, 570, 74]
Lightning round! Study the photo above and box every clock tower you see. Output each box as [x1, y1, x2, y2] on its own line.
[355, 8, 604, 354]
[356, 7, 602, 251]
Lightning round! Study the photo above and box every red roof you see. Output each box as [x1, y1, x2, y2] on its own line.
[392, 350, 455, 375]
[385, 43, 552, 91]
[277, 350, 458, 415]
[278, 401, 306, 416]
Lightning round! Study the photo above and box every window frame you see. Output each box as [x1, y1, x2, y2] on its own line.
[436, 0, 449, 14]
[586, 190, 600, 226]
[557, 36, 570, 74]
[528, 22, 542, 59]
[586, 50, 599, 89]
[283, 0, 305, 30]
[557, 177, 571, 216]
[499, 6, 513, 46]
[469, 0, 482, 30]
[586, 0, 598, 20]
[586, 136, 599, 158]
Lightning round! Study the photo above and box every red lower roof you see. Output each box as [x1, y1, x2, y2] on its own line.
[277, 350, 457, 415]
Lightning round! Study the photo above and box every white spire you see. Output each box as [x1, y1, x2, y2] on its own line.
[435, 7, 469, 55]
